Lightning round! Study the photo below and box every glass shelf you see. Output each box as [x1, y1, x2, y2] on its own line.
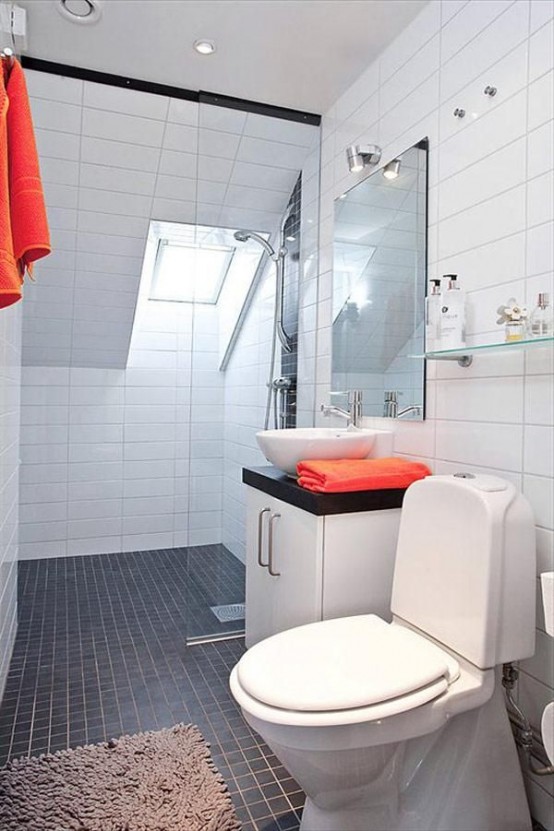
[425, 335, 554, 366]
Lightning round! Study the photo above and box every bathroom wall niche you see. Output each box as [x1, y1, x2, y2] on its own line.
[332, 139, 427, 420]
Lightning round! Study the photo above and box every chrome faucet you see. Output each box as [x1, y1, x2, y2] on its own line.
[383, 390, 422, 419]
[397, 405, 422, 419]
[320, 390, 363, 428]
[383, 390, 398, 418]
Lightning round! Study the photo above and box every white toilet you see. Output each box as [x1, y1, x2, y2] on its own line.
[230, 474, 536, 831]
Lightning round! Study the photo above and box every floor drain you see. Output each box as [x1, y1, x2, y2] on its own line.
[210, 603, 245, 623]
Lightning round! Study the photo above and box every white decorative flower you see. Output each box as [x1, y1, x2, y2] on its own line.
[496, 298, 528, 325]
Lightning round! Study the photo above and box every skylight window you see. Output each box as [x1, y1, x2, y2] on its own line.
[150, 239, 235, 304]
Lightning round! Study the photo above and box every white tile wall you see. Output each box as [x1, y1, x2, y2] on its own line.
[0, 302, 21, 700]
[317, 1, 554, 824]
[19, 297, 226, 554]
[24, 73, 315, 370]
[221, 135, 320, 562]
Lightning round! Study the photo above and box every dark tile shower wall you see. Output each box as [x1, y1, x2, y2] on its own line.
[280, 177, 302, 429]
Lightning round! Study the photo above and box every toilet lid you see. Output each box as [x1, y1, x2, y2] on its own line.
[237, 615, 460, 712]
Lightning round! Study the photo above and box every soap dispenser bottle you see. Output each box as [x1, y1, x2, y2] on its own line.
[425, 279, 442, 352]
[529, 293, 553, 337]
[439, 274, 466, 349]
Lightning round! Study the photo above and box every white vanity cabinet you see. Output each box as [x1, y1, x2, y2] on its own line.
[245, 483, 401, 648]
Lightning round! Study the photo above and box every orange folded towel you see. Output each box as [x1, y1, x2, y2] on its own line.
[296, 458, 431, 493]
[0, 59, 50, 309]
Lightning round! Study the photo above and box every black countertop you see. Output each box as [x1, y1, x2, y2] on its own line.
[242, 466, 407, 516]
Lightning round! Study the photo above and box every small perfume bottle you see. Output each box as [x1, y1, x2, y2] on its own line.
[529, 293, 553, 337]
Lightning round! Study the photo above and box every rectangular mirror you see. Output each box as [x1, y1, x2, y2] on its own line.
[332, 139, 427, 420]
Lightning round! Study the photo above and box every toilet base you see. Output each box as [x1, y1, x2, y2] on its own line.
[264, 684, 532, 831]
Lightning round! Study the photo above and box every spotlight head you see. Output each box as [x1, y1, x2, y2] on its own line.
[383, 159, 401, 180]
[346, 144, 381, 173]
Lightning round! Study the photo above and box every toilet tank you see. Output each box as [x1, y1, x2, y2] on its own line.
[391, 474, 536, 669]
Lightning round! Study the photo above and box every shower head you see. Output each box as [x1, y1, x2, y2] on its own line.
[233, 229, 277, 259]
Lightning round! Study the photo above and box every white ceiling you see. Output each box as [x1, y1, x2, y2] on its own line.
[17, 0, 428, 113]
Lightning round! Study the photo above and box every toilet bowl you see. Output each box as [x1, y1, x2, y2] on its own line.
[230, 475, 537, 831]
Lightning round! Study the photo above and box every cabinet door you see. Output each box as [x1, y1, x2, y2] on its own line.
[322, 508, 401, 622]
[245, 488, 323, 647]
[245, 487, 274, 648]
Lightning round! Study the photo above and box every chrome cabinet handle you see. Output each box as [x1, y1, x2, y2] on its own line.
[257, 507, 271, 568]
[268, 512, 281, 577]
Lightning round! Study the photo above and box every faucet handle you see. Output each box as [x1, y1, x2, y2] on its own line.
[348, 389, 363, 405]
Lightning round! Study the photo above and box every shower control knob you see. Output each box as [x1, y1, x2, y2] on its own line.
[483, 85, 497, 97]
[453, 107, 466, 118]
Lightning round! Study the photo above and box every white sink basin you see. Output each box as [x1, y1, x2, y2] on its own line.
[256, 427, 380, 476]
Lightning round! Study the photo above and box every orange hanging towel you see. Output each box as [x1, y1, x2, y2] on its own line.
[296, 457, 432, 493]
[0, 59, 50, 308]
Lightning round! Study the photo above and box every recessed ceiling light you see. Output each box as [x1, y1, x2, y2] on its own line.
[193, 39, 216, 55]
[57, 0, 102, 24]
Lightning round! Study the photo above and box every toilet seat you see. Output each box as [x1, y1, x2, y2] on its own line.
[236, 615, 460, 718]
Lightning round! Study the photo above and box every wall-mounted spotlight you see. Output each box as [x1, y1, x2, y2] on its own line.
[382, 159, 401, 180]
[346, 144, 381, 173]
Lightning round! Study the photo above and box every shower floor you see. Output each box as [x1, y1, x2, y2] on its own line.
[0, 547, 304, 830]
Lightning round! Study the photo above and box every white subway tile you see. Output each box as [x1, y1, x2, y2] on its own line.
[438, 138, 525, 220]
[167, 98, 199, 126]
[524, 475, 554, 529]
[435, 419, 523, 470]
[66, 537, 122, 557]
[123, 496, 174, 516]
[525, 374, 554, 425]
[83, 82, 168, 120]
[527, 221, 554, 277]
[122, 514, 173, 535]
[68, 518, 122, 540]
[68, 499, 122, 520]
[123, 478, 174, 498]
[524, 424, 554, 476]
[19, 541, 67, 560]
[529, 70, 554, 131]
[441, 2, 529, 100]
[439, 91, 527, 179]
[537, 527, 554, 573]
[435, 376, 524, 422]
[26, 70, 83, 104]
[530, 18, 554, 81]
[80, 135, 161, 172]
[20, 483, 68, 505]
[30, 98, 82, 133]
[68, 480, 123, 501]
[82, 107, 165, 146]
[68, 461, 123, 482]
[527, 172, 554, 228]
[438, 185, 526, 258]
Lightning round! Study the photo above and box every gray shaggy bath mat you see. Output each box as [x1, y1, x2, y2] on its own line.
[0, 723, 241, 831]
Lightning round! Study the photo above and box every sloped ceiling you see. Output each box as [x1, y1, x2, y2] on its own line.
[23, 68, 318, 367]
